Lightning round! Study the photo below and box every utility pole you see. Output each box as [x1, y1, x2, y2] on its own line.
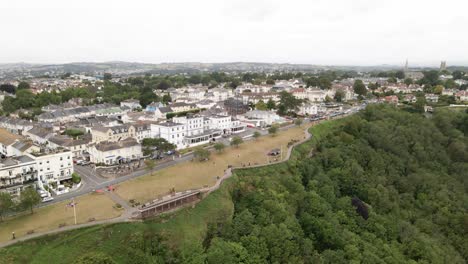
[73, 200, 77, 225]
[67, 199, 77, 225]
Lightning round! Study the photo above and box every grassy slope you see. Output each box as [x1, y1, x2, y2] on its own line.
[0, 120, 344, 264]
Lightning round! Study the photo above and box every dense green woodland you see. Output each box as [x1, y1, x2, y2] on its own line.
[1, 105, 467, 263]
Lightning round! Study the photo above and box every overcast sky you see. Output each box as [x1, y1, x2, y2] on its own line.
[1, 0, 467, 66]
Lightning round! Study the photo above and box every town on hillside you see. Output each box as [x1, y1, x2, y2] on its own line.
[0, 62, 467, 211]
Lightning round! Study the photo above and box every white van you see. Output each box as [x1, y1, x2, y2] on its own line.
[42, 196, 54, 203]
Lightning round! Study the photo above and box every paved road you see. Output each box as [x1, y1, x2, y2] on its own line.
[41, 153, 195, 206]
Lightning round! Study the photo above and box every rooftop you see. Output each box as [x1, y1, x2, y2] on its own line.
[0, 128, 22, 145]
[94, 138, 139, 152]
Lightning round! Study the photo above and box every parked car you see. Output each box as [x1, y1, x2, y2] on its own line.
[42, 196, 54, 203]
[268, 148, 281, 156]
[80, 161, 91, 166]
[38, 190, 49, 198]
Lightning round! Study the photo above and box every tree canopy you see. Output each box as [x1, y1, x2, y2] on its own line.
[20, 187, 41, 214]
[353, 80, 367, 96]
[278, 91, 301, 115]
[230, 136, 243, 148]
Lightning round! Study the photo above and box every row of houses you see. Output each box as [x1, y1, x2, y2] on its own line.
[0, 128, 74, 197]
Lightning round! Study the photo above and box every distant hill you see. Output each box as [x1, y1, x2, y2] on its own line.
[0, 61, 414, 76]
[1, 61, 467, 79]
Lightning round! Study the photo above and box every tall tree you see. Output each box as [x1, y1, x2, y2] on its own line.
[255, 100, 268, 111]
[0, 84, 16, 94]
[0, 192, 15, 221]
[353, 80, 367, 97]
[142, 138, 175, 156]
[20, 186, 41, 214]
[395, 70, 405, 79]
[266, 99, 276, 110]
[17, 81, 30, 90]
[278, 91, 301, 115]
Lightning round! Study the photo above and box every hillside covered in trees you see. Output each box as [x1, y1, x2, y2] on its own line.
[1, 105, 467, 263]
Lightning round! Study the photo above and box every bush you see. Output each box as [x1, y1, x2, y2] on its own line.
[65, 129, 84, 139]
[268, 125, 279, 136]
[71, 173, 81, 184]
[230, 136, 243, 148]
[214, 143, 225, 153]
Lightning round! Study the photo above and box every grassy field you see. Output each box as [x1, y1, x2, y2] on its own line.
[0, 119, 346, 263]
[115, 125, 308, 203]
[0, 193, 121, 244]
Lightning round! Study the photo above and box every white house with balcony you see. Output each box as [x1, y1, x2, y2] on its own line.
[0, 155, 37, 197]
[28, 148, 74, 195]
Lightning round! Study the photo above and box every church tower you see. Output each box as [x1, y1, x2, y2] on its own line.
[440, 61, 447, 71]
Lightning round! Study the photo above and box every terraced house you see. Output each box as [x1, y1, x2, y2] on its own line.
[87, 138, 142, 165]
[91, 125, 136, 143]
[0, 155, 37, 197]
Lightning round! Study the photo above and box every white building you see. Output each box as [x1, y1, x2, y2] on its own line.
[241, 110, 285, 127]
[207, 88, 234, 102]
[235, 84, 271, 94]
[455, 90, 468, 102]
[298, 103, 319, 116]
[173, 115, 222, 147]
[425, 94, 439, 103]
[0, 155, 37, 197]
[120, 99, 142, 110]
[151, 122, 186, 149]
[88, 138, 142, 165]
[204, 115, 246, 135]
[28, 148, 74, 195]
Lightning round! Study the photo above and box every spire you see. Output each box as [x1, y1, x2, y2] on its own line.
[440, 61, 447, 71]
[404, 58, 408, 72]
